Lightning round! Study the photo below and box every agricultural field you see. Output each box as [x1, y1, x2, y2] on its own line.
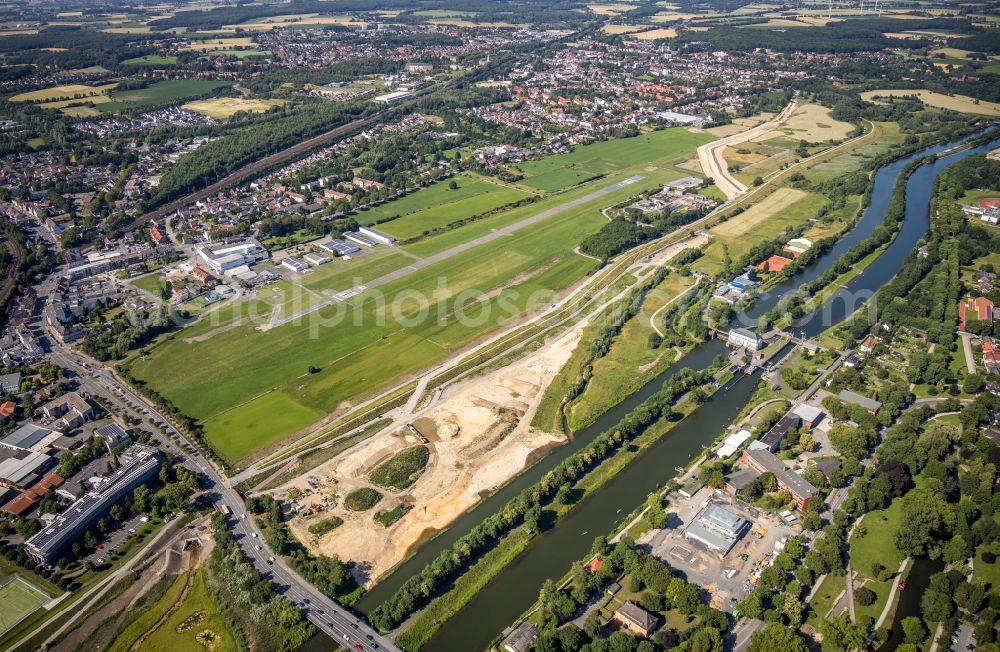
[181, 36, 255, 51]
[630, 27, 678, 39]
[513, 127, 713, 192]
[183, 97, 283, 119]
[860, 89, 1000, 117]
[0, 576, 49, 636]
[356, 174, 530, 240]
[769, 102, 854, 143]
[10, 82, 117, 104]
[100, 79, 232, 113]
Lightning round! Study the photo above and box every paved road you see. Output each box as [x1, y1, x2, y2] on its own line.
[696, 99, 798, 200]
[267, 175, 646, 329]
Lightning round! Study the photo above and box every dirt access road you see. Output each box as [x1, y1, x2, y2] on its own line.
[697, 98, 798, 200]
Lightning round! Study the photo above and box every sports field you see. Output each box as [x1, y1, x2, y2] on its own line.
[860, 89, 1000, 117]
[183, 97, 283, 119]
[356, 174, 530, 241]
[514, 127, 714, 192]
[0, 576, 49, 635]
[100, 79, 232, 113]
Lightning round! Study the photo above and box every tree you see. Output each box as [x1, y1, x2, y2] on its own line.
[902, 616, 926, 644]
[855, 585, 877, 606]
[688, 626, 723, 652]
[752, 176, 763, 187]
[962, 373, 985, 394]
[748, 622, 808, 652]
[448, 179, 458, 190]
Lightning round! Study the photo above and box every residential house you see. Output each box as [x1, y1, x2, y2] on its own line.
[614, 602, 658, 637]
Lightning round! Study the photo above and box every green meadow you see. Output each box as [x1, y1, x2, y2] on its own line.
[357, 173, 530, 241]
[130, 128, 716, 464]
[100, 79, 231, 113]
[514, 127, 713, 191]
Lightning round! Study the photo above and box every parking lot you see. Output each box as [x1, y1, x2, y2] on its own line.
[641, 488, 797, 610]
[84, 514, 147, 565]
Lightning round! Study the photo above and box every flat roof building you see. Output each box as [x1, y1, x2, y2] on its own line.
[198, 239, 267, 275]
[1, 423, 55, 451]
[0, 448, 54, 489]
[742, 448, 819, 510]
[684, 503, 750, 555]
[25, 446, 161, 565]
[320, 239, 360, 257]
[303, 252, 331, 266]
[358, 226, 396, 245]
[0, 372, 21, 393]
[759, 414, 801, 452]
[371, 90, 412, 105]
[792, 404, 824, 428]
[344, 231, 380, 248]
[717, 429, 752, 458]
[281, 257, 310, 273]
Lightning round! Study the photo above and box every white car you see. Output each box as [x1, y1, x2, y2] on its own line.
[251, 532, 258, 538]
[255, 545, 262, 551]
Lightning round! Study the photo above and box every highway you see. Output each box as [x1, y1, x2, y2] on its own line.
[32, 272, 399, 651]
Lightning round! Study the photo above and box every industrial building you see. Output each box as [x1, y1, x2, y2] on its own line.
[741, 448, 819, 510]
[320, 239, 360, 257]
[281, 257, 310, 273]
[683, 504, 750, 555]
[197, 239, 268, 275]
[358, 226, 396, 245]
[303, 252, 331, 266]
[371, 90, 412, 105]
[344, 231, 380, 248]
[1, 423, 55, 451]
[25, 446, 161, 565]
[0, 448, 54, 489]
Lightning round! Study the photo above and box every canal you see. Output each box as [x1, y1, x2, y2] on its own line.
[304, 128, 1000, 651]
[420, 130, 1000, 651]
[880, 559, 946, 652]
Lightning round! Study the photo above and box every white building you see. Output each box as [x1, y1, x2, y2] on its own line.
[358, 226, 396, 245]
[281, 257, 310, 273]
[372, 91, 412, 105]
[198, 239, 267, 275]
[727, 328, 762, 350]
[303, 252, 331, 266]
[344, 231, 379, 248]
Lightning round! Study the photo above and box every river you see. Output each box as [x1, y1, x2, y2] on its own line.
[303, 128, 1000, 651]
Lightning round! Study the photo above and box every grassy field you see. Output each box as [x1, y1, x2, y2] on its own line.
[567, 273, 695, 429]
[712, 188, 809, 237]
[860, 89, 1000, 117]
[0, 576, 49, 636]
[356, 174, 530, 240]
[100, 79, 232, 113]
[130, 131, 713, 464]
[182, 97, 282, 118]
[513, 128, 713, 191]
[9, 82, 117, 103]
[109, 570, 238, 652]
[122, 54, 178, 65]
[130, 201, 603, 463]
[182, 37, 254, 50]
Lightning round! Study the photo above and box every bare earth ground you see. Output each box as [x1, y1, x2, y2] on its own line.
[280, 325, 583, 586]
